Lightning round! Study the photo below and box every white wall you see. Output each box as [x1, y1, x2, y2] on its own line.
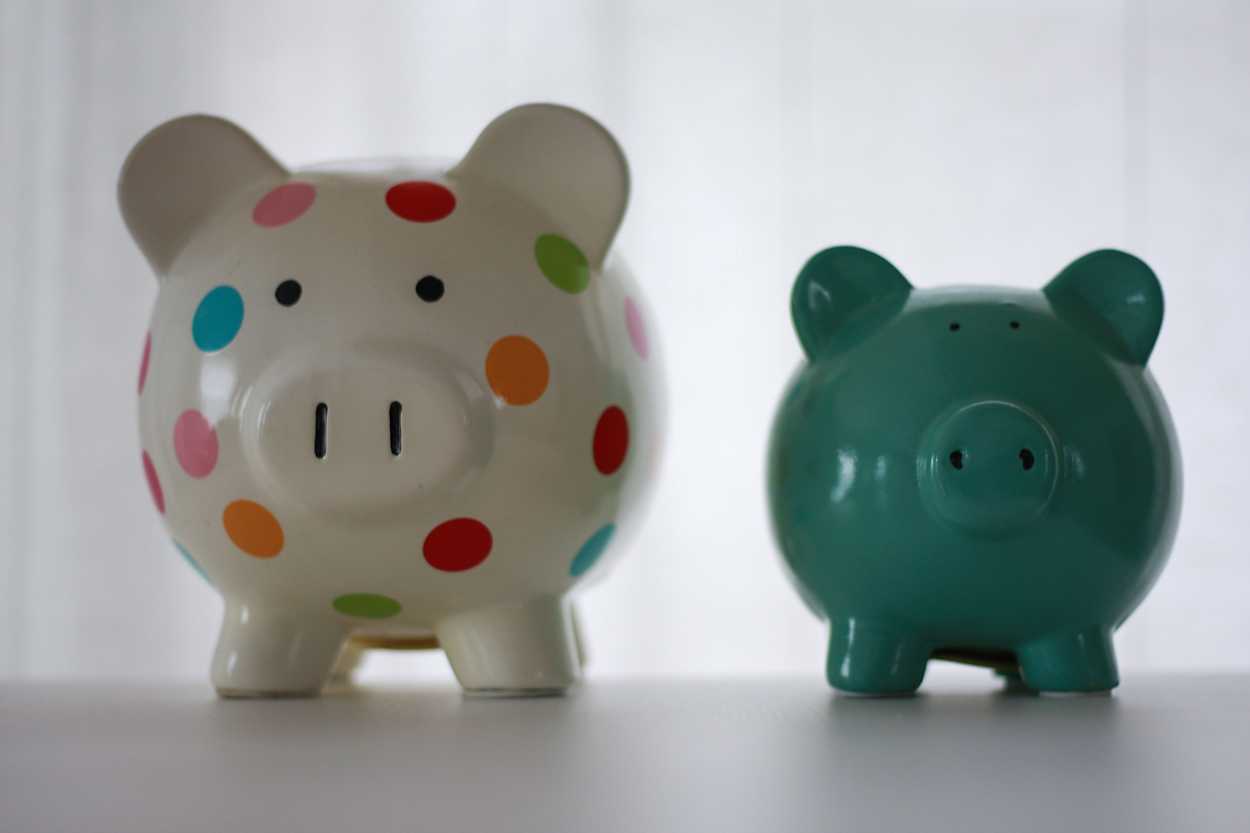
[1, 0, 1246, 681]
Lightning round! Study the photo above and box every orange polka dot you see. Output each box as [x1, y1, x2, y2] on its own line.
[485, 335, 549, 406]
[223, 500, 284, 558]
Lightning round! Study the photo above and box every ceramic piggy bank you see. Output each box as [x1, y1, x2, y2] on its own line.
[120, 104, 660, 697]
[767, 246, 1180, 694]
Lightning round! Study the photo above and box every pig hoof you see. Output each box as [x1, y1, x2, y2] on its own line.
[1017, 627, 1119, 693]
[210, 599, 346, 698]
[438, 596, 580, 694]
[826, 619, 929, 695]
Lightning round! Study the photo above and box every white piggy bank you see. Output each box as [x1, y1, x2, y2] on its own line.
[120, 104, 660, 697]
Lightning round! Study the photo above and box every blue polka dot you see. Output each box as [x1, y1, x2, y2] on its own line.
[570, 524, 615, 577]
[192, 285, 244, 352]
[174, 541, 211, 585]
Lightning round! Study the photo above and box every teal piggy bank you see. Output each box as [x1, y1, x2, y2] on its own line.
[767, 246, 1181, 694]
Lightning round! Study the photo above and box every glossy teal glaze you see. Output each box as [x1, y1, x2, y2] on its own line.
[767, 246, 1180, 694]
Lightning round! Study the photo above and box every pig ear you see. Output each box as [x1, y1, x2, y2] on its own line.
[791, 246, 912, 358]
[1043, 249, 1164, 365]
[118, 115, 286, 276]
[450, 103, 629, 267]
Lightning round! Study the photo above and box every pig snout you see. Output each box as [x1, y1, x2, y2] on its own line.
[920, 400, 1059, 533]
[239, 346, 494, 521]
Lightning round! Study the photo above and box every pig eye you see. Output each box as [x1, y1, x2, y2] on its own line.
[948, 322, 961, 332]
[1009, 320, 1021, 330]
[1019, 448, 1035, 470]
[275, 279, 302, 306]
[416, 275, 444, 303]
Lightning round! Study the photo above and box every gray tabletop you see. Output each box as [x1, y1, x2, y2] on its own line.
[2, 674, 1246, 833]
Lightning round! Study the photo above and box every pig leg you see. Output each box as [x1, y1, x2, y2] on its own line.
[211, 599, 347, 698]
[571, 603, 589, 669]
[1016, 627, 1118, 693]
[996, 668, 1033, 694]
[826, 617, 929, 695]
[328, 639, 367, 685]
[436, 595, 580, 696]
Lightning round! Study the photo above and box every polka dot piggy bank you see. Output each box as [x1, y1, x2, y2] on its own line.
[119, 104, 660, 698]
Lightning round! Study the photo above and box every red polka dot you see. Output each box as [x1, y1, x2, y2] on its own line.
[142, 451, 165, 514]
[138, 332, 151, 395]
[423, 518, 492, 572]
[593, 406, 629, 475]
[173, 409, 219, 478]
[253, 182, 316, 227]
[386, 181, 456, 223]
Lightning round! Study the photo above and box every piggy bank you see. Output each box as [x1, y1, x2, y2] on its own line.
[120, 104, 660, 697]
[767, 246, 1180, 694]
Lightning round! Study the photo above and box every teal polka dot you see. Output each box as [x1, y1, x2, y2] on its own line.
[535, 234, 590, 293]
[192, 285, 244, 352]
[570, 524, 615, 577]
[173, 541, 211, 585]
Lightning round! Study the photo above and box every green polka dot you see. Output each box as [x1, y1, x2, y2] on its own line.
[332, 593, 401, 619]
[535, 234, 590, 293]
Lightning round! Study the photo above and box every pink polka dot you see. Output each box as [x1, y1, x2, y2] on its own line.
[252, 182, 316, 228]
[142, 451, 165, 514]
[625, 298, 649, 359]
[138, 332, 151, 395]
[173, 409, 219, 478]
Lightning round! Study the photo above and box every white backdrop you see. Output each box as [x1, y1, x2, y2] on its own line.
[1, 0, 1247, 682]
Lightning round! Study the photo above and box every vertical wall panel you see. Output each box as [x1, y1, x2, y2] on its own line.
[1118, 0, 1250, 669]
[0, 0, 35, 675]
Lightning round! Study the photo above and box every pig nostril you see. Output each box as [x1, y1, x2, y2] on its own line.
[314, 402, 328, 459]
[389, 401, 403, 456]
[949, 450, 964, 470]
[1019, 448, 1035, 470]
